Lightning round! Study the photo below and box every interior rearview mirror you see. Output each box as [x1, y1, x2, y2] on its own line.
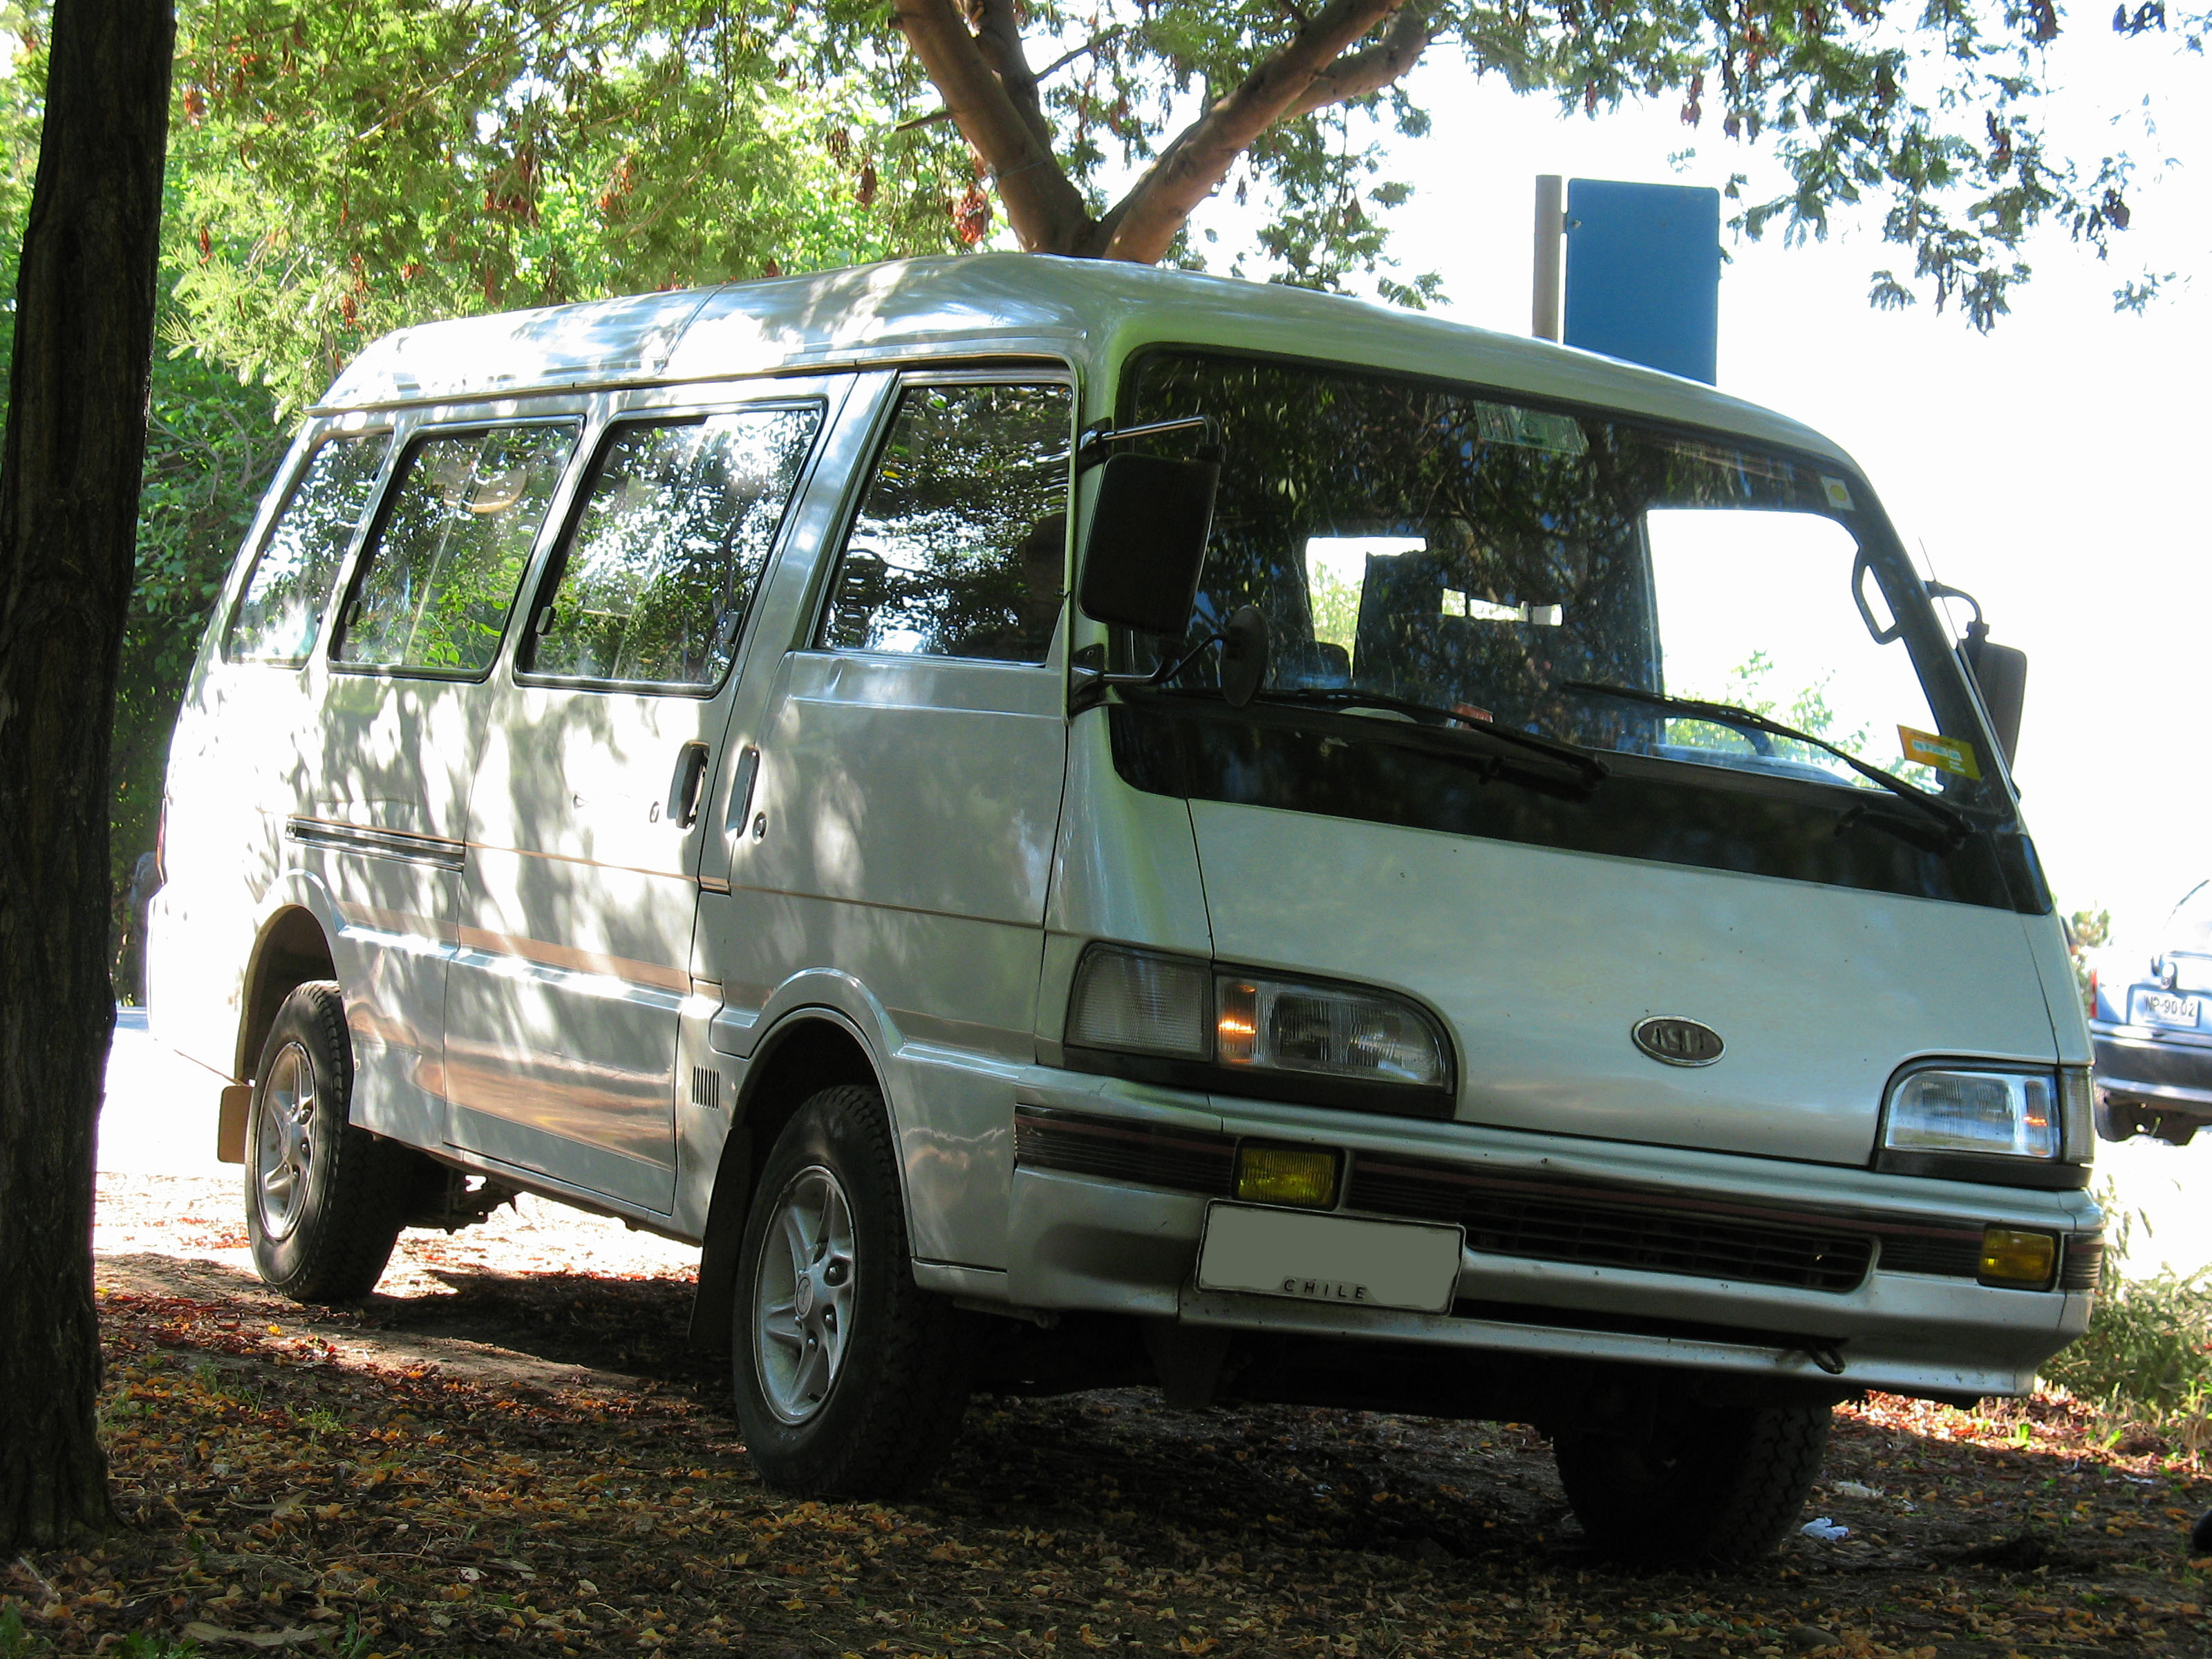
[1221, 604, 1268, 710]
[1962, 632, 2027, 767]
[1077, 453, 1218, 637]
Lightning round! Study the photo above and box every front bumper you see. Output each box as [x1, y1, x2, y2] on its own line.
[2091, 1024, 2212, 1113]
[995, 1072, 2100, 1402]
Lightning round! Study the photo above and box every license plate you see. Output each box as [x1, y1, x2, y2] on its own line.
[2145, 991, 2201, 1027]
[1196, 1202, 1463, 1314]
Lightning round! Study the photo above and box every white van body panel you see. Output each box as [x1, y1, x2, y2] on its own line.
[1188, 799, 2058, 1165]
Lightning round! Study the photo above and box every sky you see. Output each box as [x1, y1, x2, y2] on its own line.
[1176, 23, 2209, 951]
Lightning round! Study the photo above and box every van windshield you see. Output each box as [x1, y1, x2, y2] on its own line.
[1125, 350, 1994, 805]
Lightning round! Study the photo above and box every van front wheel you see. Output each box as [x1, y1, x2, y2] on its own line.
[732, 1084, 971, 1497]
[1553, 1398, 1831, 1565]
[244, 981, 411, 1303]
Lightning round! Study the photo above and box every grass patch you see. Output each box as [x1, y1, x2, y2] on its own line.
[2040, 1185, 2212, 1432]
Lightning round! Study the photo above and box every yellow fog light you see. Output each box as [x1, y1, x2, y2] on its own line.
[1978, 1227, 2058, 1289]
[1235, 1143, 1340, 1209]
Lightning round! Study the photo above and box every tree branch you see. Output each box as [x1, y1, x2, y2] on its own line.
[1284, 4, 1438, 119]
[892, 0, 1094, 252]
[964, 0, 1053, 152]
[1096, 0, 1412, 263]
[891, 31, 1123, 137]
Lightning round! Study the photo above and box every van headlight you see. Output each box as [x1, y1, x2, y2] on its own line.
[1879, 1064, 2095, 1170]
[1213, 975, 1447, 1087]
[1065, 944, 1453, 1106]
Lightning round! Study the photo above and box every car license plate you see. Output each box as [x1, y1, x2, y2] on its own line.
[2145, 991, 2201, 1027]
[1196, 1202, 1463, 1314]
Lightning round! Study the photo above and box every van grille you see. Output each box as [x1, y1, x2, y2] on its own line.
[1347, 1157, 1875, 1293]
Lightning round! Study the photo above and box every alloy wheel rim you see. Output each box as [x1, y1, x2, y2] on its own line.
[751, 1165, 856, 1424]
[253, 1041, 317, 1242]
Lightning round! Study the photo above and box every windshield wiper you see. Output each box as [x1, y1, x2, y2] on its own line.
[1253, 687, 1611, 788]
[1559, 679, 1976, 844]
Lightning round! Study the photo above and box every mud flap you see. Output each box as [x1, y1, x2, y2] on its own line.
[217, 1082, 252, 1164]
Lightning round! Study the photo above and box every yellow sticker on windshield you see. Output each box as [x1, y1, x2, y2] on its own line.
[1897, 726, 1981, 780]
[1821, 476, 1855, 512]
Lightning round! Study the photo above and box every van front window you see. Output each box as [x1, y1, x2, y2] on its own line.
[1126, 351, 1992, 803]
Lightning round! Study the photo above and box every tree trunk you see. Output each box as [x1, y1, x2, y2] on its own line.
[0, 0, 175, 1551]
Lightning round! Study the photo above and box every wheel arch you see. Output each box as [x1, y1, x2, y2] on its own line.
[688, 1008, 890, 1354]
[235, 899, 340, 1083]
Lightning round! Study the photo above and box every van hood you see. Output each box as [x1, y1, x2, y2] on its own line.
[1188, 800, 2061, 1165]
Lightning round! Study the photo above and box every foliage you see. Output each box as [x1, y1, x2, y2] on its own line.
[2043, 1268, 2212, 1429]
[165, 0, 964, 413]
[1715, 650, 1870, 756]
[2042, 1185, 2212, 1431]
[0, 1603, 46, 1658]
[878, 0, 2193, 327]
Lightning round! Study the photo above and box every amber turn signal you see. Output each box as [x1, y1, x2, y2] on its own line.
[1234, 1143, 1340, 1209]
[1978, 1226, 2057, 1289]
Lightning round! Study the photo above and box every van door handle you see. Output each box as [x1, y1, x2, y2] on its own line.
[725, 746, 760, 840]
[666, 742, 711, 829]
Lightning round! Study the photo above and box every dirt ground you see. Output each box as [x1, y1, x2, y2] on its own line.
[7, 1172, 2212, 1658]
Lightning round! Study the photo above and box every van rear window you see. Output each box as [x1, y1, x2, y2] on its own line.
[525, 406, 821, 690]
[335, 422, 578, 676]
[224, 433, 389, 664]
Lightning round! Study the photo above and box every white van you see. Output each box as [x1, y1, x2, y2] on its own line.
[149, 254, 2099, 1564]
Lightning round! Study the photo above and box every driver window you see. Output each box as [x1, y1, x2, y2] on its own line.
[820, 382, 1072, 664]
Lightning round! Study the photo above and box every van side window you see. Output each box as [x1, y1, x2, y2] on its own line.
[526, 406, 821, 689]
[822, 382, 1071, 663]
[224, 434, 390, 664]
[335, 423, 578, 675]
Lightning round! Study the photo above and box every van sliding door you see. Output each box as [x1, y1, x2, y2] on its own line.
[315, 415, 583, 1148]
[444, 378, 847, 1212]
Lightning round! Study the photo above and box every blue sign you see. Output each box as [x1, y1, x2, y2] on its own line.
[1563, 179, 1721, 384]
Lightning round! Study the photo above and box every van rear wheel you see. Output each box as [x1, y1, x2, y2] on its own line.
[732, 1083, 971, 1497]
[244, 982, 411, 1303]
[1553, 1398, 1830, 1565]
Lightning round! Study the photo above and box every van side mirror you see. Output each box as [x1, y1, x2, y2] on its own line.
[1926, 579, 2027, 768]
[1076, 453, 1217, 637]
[1963, 631, 2027, 767]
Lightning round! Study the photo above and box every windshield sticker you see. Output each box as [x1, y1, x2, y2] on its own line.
[1472, 402, 1588, 458]
[1897, 726, 1981, 780]
[1821, 476, 1855, 512]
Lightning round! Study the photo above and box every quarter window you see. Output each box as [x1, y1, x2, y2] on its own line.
[821, 382, 1071, 664]
[335, 423, 578, 675]
[526, 406, 821, 689]
[225, 434, 389, 663]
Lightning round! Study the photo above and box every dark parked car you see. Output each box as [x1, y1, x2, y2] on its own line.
[2090, 882, 2212, 1143]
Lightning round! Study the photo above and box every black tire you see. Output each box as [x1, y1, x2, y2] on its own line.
[1553, 1399, 1831, 1566]
[731, 1083, 971, 1497]
[243, 981, 411, 1303]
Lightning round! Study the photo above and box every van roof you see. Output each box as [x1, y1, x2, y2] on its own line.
[315, 254, 1848, 467]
